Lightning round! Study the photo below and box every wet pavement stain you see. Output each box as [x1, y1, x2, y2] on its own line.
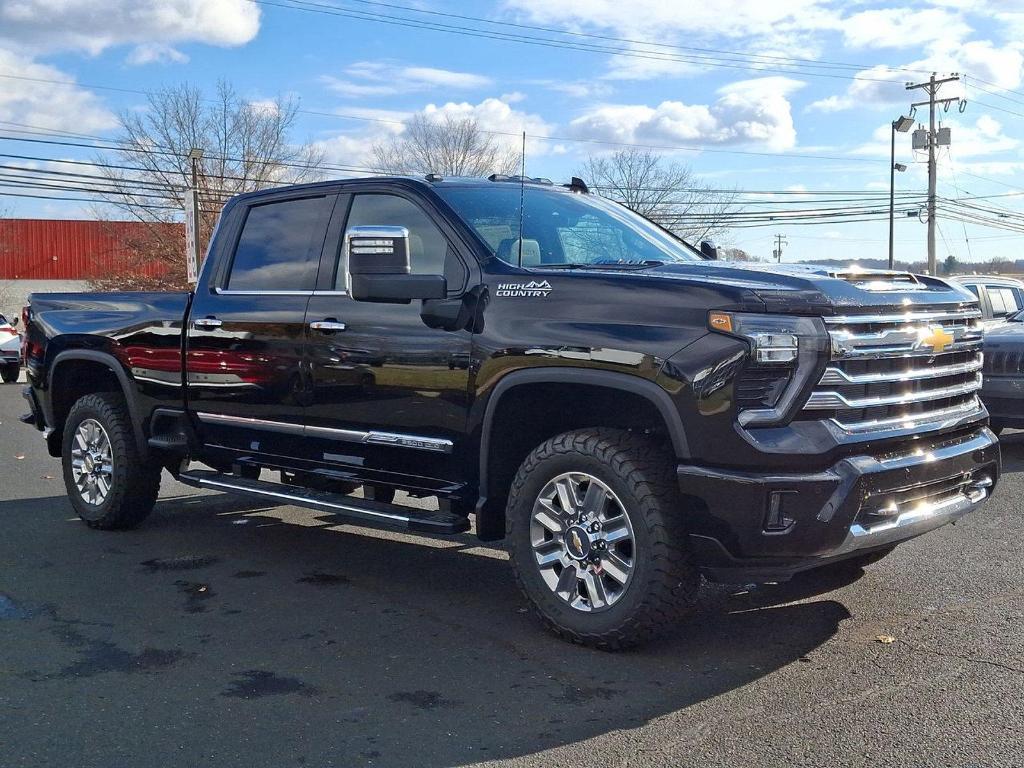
[175, 581, 214, 614]
[0, 594, 36, 620]
[297, 572, 350, 587]
[141, 555, 219, 572]
[221, 670, 319, 699]
[36, 622, 193, 680]
[386, 690, 460, 710]
[232, 570, 266, 579]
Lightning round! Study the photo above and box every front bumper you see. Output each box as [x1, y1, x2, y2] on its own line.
[679, 427, 999, 582]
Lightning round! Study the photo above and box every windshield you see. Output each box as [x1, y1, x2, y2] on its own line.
[435, 184, 701, 267]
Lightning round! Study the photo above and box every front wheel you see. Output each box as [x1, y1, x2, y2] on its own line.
[0, 363, 18, 383]
[507, 428, 699, 650]
[61, 392, 162, 529]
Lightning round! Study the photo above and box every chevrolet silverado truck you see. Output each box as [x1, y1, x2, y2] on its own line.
[20, 175, 1000, 649]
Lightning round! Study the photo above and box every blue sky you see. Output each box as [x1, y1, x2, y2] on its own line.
[2, 0, 1024, 263]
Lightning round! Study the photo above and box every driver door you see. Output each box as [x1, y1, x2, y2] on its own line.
[302, 189, 476, 489]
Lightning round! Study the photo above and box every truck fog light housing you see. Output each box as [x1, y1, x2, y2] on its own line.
[708, 311, 828, 427]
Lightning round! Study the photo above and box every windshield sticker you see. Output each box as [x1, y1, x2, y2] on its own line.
[496, 280, 553, 298]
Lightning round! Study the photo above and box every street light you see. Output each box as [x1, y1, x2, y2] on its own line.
[889, 115, 914, 269]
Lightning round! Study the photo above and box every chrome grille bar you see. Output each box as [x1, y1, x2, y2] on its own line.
[830, 397, 984, 434]
[825, 309, 982, 325]
[806, 373, 982, 410]
[819, 354, 983, 385]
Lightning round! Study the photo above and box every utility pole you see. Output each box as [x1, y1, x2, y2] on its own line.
[773, 233, 787, 263]
[906, 73, 962, 275]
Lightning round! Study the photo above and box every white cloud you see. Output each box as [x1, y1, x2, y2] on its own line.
[810, 37, 1024, 114]
[0, 0, 260, 56]
[0, 48, 116, 135]
[125, 43, 189, 66]
[534, 79, 614, 100]
[568, 77, 804, 151]
[322, 61, 492, 99]
[852, 115, 1019, 161]
[504, 0, 836, 43]
[842, 8, 971, 49]
[316, 96, 554, 170]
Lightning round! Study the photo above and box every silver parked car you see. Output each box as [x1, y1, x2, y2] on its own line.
[952, 275, 1024, 328]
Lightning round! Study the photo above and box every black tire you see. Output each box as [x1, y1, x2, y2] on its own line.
[0, 364, 18, 383]
[61, 392, 161, 530]
[507, 428, 699, 650]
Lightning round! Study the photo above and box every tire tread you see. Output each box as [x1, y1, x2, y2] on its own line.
[63, 392, 161, 530]
[507, 428, 699, 650]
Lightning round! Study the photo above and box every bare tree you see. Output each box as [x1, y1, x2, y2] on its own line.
[93, 80, 325, 291]
[372, 114, 520, 177]
[578, 149, 740, 244]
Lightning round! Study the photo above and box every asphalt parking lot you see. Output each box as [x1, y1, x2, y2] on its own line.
[1, 383, 1022, 768]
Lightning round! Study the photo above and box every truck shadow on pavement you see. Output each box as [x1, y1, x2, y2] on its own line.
[2, 489, 854, 768]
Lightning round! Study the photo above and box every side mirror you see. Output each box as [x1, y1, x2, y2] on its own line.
[347, 225, 447, 303]
[10, 317, 18, 328]
[700, 240, 719, 260]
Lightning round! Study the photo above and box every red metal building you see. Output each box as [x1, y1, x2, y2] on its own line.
[0, 219, 181, 280]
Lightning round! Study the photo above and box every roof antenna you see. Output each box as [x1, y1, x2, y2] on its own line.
[518, 130, 526, 269]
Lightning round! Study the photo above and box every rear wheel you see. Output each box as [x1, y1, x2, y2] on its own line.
[507, 428, 699, 650]
[61, 392, 162, 529]
[0, 363, 18, 383]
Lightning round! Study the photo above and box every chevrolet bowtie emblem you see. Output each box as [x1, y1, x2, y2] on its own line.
[570, 530, 584, 552]
[917, 325, 954, 354]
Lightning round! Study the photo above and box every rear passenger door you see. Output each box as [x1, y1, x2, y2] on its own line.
[187, 190, 337, 457]
[302, 189, 476, 489]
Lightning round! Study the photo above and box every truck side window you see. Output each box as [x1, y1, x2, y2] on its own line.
[226, 195, 333, 291]
[339, 194, 465, 290]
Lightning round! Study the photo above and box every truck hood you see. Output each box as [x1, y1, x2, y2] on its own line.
[637, 260, 978, 315]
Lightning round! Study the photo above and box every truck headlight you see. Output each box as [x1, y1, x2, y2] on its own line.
[708, 311, 827, 427]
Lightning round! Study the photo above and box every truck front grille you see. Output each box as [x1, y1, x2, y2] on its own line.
[983, 349, 1024, 375]
[801, 308, 985, 434]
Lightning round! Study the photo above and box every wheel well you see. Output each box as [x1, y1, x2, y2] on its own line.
[50, 359, 124, 450]
[479, 382, 675, 539]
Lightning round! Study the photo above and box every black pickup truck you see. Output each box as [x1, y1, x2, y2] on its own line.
[20, 175, 999, 649]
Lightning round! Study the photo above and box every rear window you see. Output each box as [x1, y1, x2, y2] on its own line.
[226, 195, 333, 291]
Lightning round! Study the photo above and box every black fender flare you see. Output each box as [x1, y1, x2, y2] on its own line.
[473, 367, 689, 538]
[48, 349, 150, 459]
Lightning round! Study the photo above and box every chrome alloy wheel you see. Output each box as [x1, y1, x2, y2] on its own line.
[530, 472, 636, 613]
[70, 418, 114, 505]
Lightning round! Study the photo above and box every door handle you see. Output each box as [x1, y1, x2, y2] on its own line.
[193, 317, 223, 329]
[310, 319, 347, 333]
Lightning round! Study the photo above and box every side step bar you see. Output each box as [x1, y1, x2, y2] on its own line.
[176, 469, 471, 535]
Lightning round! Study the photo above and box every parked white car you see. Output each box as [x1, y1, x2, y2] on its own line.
[0, 313, 22, 383]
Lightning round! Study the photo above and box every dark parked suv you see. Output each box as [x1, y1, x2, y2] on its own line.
[20, 175, 999, 648]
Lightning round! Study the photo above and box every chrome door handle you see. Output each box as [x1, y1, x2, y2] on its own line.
[310, 320, 347, 332]
[193, 317, 223, 329]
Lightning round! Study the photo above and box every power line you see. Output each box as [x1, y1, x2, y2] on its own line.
[250, 0, 922, 84]
[309, 0, 922, 75]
